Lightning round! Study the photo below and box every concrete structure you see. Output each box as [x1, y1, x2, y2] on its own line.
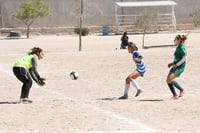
[0, 0, 199, 33]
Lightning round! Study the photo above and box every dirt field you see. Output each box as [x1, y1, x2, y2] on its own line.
[0, 32, 200, 133]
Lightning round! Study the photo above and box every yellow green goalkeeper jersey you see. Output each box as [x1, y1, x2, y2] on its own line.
[14, 54, 34, 70]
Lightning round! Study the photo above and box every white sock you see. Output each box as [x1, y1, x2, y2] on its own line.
[124, 84, 130, 95]
[131, 80, 140, 90]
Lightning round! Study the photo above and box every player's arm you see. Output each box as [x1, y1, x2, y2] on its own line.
[133, 51, 143, 62]
[172, 56, 186, 69]
[168, 62, 173, 68]
[29, 68, 38, 82]
[134, 56, 143, 62]
[30, 55, 40, 79]
[174, 47, 187, 68]
[29, 55, 45, 86]
[176, 56, 186, 66]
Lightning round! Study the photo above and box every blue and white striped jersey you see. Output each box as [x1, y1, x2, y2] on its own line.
[132, 51, 146, 76]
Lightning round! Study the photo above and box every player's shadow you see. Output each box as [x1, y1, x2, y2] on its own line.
[0, 101, 20, 104]
[97, 97, 118, 101]
[97, 97, 164, 101]
[139, 99, 164, 102]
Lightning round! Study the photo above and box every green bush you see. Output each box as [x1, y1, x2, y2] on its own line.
[191, 9, 200, 27]
[74, 27, 89, 36]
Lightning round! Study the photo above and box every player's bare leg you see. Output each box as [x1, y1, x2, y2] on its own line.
[119, 71, 141, 99]
[166, 73, 178, 99]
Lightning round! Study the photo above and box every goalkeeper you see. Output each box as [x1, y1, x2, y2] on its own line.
[13, 47, 46, 103]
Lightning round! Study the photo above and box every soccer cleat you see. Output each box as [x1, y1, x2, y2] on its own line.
[179, 90, 184, 97]
[135, 89, 142, 97]
[118, 94, 128, 99]
[21, 98, 33, 104]
[19, 98, 24, 103]
[171, 96, 178, 100]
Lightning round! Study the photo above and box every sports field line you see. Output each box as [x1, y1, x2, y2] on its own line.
[92, 106, 154, 133]
[80, 130, 152, 133]
[0, 67, 15, 78]
[37, 87, 154, 132]
[1, 66, 155, 133]
[36, 87, 155, 133]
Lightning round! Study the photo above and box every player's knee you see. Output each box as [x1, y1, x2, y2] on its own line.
[126, 76, 131, 83]
[27, 79, 33, 88]
[166, 78, 171, 84]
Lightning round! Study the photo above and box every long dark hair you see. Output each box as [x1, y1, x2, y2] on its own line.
[28, 47, 43, 55]
[128, 42, 138, 50]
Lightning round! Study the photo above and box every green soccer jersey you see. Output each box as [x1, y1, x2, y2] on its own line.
[173, 44, 187, 66]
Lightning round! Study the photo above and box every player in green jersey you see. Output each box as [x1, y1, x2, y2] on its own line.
[166, 34, 188, 100]
[13, 47, 46, 103]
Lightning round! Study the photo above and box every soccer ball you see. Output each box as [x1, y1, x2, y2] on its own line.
[69, 70, 79, 80]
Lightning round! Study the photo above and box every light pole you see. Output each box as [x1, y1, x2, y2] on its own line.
[79, 0, 83, 51]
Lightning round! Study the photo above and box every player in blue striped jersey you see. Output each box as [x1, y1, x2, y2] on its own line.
[119, 42, 146, 99]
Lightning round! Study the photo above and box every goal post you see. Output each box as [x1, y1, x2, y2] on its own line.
[115, 1, 177, 34]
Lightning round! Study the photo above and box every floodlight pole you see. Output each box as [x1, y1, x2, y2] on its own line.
[79, 0, 83, 51]
[121, 0, 124, 23]
[172, 5, 176, 31]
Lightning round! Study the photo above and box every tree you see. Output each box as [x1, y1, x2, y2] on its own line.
[135, 11, 157, 49]
[190, 8, 200, 27]
[71, 0, 103, 51]
[13, 0, 51, 38]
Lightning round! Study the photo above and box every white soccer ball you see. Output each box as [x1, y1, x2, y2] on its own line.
[69, 70, 79, 80]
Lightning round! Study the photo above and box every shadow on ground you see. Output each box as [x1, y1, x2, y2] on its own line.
[0, 101, 20, 104]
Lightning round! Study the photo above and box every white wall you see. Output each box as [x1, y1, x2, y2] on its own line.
[0, 0, 199, 28]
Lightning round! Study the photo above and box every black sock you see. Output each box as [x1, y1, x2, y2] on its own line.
[168, 83, 177, 96]
[171, 81, 184, 91]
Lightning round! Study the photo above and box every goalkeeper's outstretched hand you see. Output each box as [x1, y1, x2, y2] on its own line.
[37, 77, 46, 87]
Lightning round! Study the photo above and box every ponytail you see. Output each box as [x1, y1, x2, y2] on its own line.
[176, 34, 188, 44]
[128, 42, 138, 50]
[28, 47, 43, 55]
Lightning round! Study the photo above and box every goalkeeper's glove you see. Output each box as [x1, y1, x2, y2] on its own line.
[36, 77, 46, 87]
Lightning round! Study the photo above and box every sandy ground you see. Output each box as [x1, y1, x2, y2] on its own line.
[0, 32, 200, 133]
